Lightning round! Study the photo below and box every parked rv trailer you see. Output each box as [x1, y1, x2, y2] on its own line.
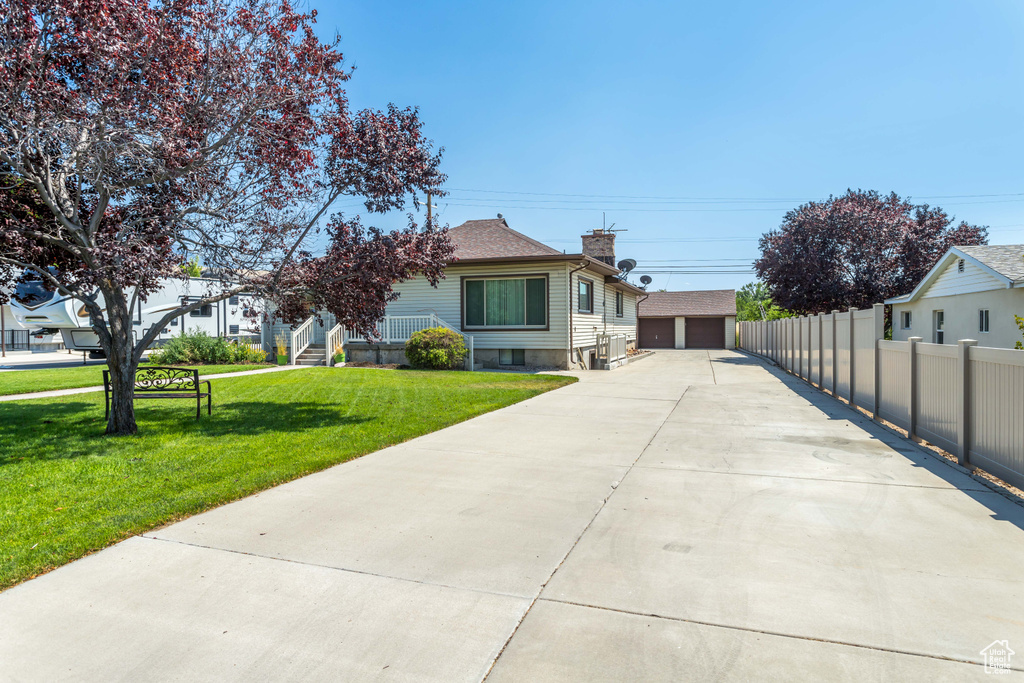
[10, 273, 260, 353]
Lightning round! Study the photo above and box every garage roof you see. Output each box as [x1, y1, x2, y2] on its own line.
[638, 289, 736, 317]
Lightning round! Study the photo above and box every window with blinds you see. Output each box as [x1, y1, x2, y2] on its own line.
[463, 276, 547, 328]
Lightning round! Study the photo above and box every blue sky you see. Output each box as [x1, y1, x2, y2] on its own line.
[312, 0, 1024, 292]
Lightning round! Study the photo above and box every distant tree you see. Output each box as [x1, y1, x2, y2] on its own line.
[755, 190, 987, 314]
[735, 282, 791, 321]
[0, 0, 451, 435]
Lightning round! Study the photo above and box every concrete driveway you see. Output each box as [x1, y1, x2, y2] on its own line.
[2, 350, 1023, 681]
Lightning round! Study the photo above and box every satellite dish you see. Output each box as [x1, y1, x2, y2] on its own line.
[616, 258, 637, 274]
[640, 275, 653, 286]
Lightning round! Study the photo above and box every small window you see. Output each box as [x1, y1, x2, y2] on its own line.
[189, 304, 212, 317]
[615, 291, 624, 317]
[901, 311, 912, 330]
[170, 318, 178, 326]
[229, 296, 239, 306]
[979, 309, 990, 333]
[499, 349, 525, 366]
[957, 259, 965, 273]
[934, 310, 944, 344]
[578, 278, 593, 314]
[229, 324, 240, 334]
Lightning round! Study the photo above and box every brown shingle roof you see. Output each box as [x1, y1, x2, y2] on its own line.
[638, 290, 736, 317]
[449, 219, 563, 260]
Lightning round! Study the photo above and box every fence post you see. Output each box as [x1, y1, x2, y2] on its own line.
[908, 336, 921, 439]
[831, 310, 839, 393]
[871, 303, 884, 419]
[848, 307, 857, 404]
[956, 339, 978, 467]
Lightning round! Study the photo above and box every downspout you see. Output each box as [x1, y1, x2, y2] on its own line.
[568, 261, 588, 368]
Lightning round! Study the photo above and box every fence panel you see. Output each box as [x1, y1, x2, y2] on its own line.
[877, 340, 910, 430]
[809, 316, 820, 385]
[915, 343, 958, 454]
[821, 313, 835, 393]
[799, 316, 809, 380]
[852, 309, 877, 410]
[835, 313, 851, 398]
[968, 347, 1024, 490]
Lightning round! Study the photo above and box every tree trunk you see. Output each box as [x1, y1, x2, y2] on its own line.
[100, 286, 140, 436]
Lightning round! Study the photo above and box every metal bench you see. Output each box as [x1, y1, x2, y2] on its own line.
[103, 366, 212, 420]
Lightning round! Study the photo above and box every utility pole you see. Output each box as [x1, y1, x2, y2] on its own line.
[426, 191, 432, 226]
[1, 305, 5, 357]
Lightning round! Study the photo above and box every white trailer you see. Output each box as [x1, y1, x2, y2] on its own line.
[9, 273, 260, 354]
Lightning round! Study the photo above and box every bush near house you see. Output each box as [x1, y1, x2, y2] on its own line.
[405, 327, 468, 370]
[148, 328, 268, 365]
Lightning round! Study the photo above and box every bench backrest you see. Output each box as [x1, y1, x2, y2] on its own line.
[103, 366, 200, 392]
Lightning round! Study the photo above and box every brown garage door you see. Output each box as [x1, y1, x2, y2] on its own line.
[685, 317, 725, 348]
[638, 317, 675, 348]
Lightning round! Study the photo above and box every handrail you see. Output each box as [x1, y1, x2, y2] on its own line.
[290, 315, 315, 365]
[326, 322, 345, 366]
[432, 314, 475, 371]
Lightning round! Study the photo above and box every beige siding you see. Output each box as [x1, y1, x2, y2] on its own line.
[725, 316, 736, 348]
[892, 287, 1024, 349]
[921, 258, 1004, 299]
[568, 267, 638, 350]
[674, 317, 686, 349]
[387, 262, 569, 350]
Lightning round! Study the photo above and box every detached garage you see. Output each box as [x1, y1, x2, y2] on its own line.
[637, 289, 737, 349]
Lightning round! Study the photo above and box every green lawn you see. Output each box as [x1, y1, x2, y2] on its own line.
[0, 368, 575, 589]
[0, 363, 273, 396]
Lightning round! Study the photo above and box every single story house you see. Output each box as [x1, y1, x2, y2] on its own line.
[886, 244, 1024, 349]
[266, 219, 646, 369]
[637, 289, 737, 349]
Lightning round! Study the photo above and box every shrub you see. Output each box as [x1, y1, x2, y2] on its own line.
[148, 328, 268, 365]
[405, 327, 468, 370]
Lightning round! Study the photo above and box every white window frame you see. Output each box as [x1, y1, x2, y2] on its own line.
[900, 311, 912, 330]
[933, 310, 944, 344]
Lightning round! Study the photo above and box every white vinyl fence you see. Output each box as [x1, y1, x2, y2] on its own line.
[738, 304, 1024, 490]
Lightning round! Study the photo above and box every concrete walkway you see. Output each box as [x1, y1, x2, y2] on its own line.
[1, 350, 1023, 680]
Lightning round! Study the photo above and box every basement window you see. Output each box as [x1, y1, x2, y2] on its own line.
[499, 349, 525, 366]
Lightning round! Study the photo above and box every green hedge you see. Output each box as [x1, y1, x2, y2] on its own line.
[405, 327, 468, 370]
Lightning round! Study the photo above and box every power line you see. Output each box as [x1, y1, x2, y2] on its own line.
[444, 187, 1024, 202]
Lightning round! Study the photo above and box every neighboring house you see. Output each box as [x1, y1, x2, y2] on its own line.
[637, 290, 737, 349]
[886, 245, 1024, 349]
[267, 219, 646, 369]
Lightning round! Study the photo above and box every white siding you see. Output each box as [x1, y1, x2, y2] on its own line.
[568, 267, 638, 350]
[387, 262, 569, 350]
[674, 317, 686, 349]
[921, 257, 1005, 299]
[891, 287, 1024, 349]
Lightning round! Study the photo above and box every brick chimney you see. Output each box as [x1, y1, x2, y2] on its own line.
[581, 229, 615, 267]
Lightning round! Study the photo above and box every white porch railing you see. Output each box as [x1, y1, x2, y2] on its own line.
[326, 322, 345, 366]
[345, 314, 474, 371]
[596, 333, 627, 366]
[290, 315, 315, 365]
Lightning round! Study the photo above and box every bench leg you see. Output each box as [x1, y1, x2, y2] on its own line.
[196, 394, 201, 420]
[207, 393, 212, 416]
